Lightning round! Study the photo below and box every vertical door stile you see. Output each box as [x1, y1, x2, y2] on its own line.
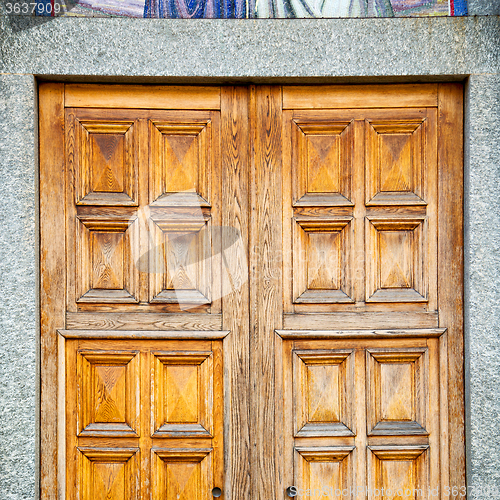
[221, 86, 252, 500]
[437, 83, 465, 495]
[249, 85, 283, 500]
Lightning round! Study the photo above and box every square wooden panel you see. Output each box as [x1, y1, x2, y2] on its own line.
[367, 446, 429, 500]
[294, 447, 354, 497]
[76, 120, 138, 206]
[76, 215, 140, 303]
[293, 350, 354, 437]
[148, 216, 212, 305]
[366, 119, 427, 206]
[77, 350, 140, 437]
[366, 348, 428, 436]
[150, 119, 212, 207]
[366, 217, 427, 303]
[152, 351, 213, 438]
[291, 119, 354, 206]
[152, 448, 212, 500]
[293, 218, 354, 304]
[77, 447, 140, 500]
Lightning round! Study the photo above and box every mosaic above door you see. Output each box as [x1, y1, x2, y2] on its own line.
[37, 0, 467, 18]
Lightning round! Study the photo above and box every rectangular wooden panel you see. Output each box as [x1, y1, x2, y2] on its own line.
[283, 334, 444, 500]
[365, 118, 427, 206]
[149, 114, 214, 207]
[367, 446, 429, 500]
[293, 350, 354, 437]
[152, 351, 213, 437]
[74, 119, 138, 206]
[291, 119, 354, 206]
[294, 447, 354, 498]
[366, 348, 428, 436]
[293, 217, 354, 303]
[283, 84, 438, 109]
[78, 350, 140, 437]
[151, 449, 212, 500]
[76, 214, 140, 303]
[78, 448, 140, 500]
[63, 338, 223, 500]
[65, 85, 221, 110]
[365, 217, 427, 303]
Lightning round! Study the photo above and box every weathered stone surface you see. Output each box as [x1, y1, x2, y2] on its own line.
[468, 0, 500, 15]
[0, 74, 36, 500]
[0, 16, 498, 78]
[465, 74, 500, 496]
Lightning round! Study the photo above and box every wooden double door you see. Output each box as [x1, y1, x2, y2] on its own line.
[39, 83, 464, 499]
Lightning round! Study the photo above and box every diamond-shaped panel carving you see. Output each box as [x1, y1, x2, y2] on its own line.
[76, 121, 137, 206]
[292, 120, 353, 206]
[366, 120, 426, 206]
[78, 448, 139, 500]
[293, 350, 354, 437]
[152, 449, 212, 500]
[153, 351, 213, 437]
[366, 217, 427, 303]
[367, 348, 428, 436]
[78, 350, 139, 437]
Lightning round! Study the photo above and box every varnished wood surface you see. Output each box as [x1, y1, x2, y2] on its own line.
[438, 83, 465, 497]
[39, 83, 464, 499]
[39, 82, 66, 499]
[221, 87, 251, 500]
[66, 312, 223, 330]
[58, 329, 230, 339]
[283, 84, 438, 109]
[250, 86, 283, 499]
[276, 328, 446, 339]
[65, 84, 221, 109]
[284, 311, 439, 329]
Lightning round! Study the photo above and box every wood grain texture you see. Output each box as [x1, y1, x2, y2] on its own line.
[249, 85, 283, 498]
[283, 311, 439, 330]
[59, 329, 229, 339]
[285, 337, 443, 499]
[39, 82, 66, 499]
[65, 85, 221, 110]
[221, 86, 251, 499]
[277, 328, 446, 339]
[66, 312, 222, 330]
[63, 339, 223, 499]
[283, 84, 438, 109]
[438, 83, 465, 497]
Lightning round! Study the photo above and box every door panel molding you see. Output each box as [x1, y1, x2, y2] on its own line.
[40, 83, 464, 499]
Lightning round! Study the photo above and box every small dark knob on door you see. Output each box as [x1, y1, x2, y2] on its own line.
[286, 486, 297, 497]
[212, 487, 222, 497]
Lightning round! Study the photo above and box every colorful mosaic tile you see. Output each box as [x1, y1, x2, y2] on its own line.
[36, 0, 467, 18]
